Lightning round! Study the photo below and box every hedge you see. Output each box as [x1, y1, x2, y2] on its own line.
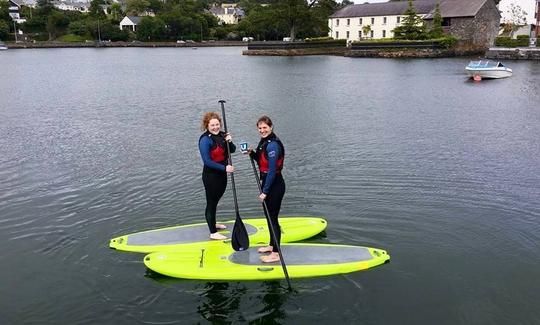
[495, 36, 529, 47]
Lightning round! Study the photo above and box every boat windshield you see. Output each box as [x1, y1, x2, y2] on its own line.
[467, 60, 504, 69]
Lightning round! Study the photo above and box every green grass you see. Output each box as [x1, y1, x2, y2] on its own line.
[56, 34, 91, 42]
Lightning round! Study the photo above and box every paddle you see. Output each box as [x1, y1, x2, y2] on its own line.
[219, 100, 249, 251]
[249, 155, 292, 290]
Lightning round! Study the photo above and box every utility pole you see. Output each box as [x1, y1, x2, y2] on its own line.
[13, 20, 17, 43]
[97, 17, 102, 43]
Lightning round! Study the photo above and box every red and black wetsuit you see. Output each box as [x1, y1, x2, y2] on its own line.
[199, 131, 235, 233]
[251, 132, 285, 253]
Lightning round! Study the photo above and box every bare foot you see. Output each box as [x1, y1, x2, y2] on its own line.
[257, 246, 273, 253]
[260, 253, 280, 263]
[209, 232, 227, 240]
[216, 224, 227, 230]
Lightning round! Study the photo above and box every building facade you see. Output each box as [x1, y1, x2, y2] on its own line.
[534, 0, 540, 37]
[209, 4, 245, 25]
[329, 0, 501, 50]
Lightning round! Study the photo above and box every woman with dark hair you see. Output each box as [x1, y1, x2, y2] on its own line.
[199, 112, 236, 240]
[249, 116, 286, 263]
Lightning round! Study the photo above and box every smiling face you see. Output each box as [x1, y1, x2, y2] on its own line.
[257, 122, 272, 138]
[207, 118, 221, 135]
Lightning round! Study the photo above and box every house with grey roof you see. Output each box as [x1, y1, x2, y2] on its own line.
[329, 0, 501, 50]
[8, 0, 26, 23]
[209, 4, 245, 25]
[119, 16, 142, 32]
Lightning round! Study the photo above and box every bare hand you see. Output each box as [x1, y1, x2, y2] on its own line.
[226, 165, 234, 173]
[258, 193, 266, 201]
[243, 148, 253, 155]
[224, 133, 232, 142]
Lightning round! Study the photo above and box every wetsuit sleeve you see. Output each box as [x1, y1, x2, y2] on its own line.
[249, 149, 258, 162]
[262, 142, 281, 194]
[199, 136, 226, 171]
[229, 141, 236, 153]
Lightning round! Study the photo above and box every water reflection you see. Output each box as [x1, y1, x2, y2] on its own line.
[146, 268, 290, 324]
[249, 281, 288, 325]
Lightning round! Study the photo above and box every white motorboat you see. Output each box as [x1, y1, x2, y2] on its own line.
[0, 42, 7, 50]
[465, 60, 512, 79]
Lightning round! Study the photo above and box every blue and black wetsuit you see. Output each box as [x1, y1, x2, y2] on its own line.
[251, 132, 285, 253]
[199, 131, 236, 234]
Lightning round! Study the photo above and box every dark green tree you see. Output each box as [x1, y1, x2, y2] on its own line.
[89, 0, 107, 18]
[392, 0, 427, 40]
[136, 16, 166, 40]
[46, 10, 69, 40]
[430, 2, 443, 38]
[126, 0, 150, 16]
[0, 19, 9, 40]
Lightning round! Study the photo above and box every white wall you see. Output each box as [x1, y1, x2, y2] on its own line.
[329, 15, 409, 41]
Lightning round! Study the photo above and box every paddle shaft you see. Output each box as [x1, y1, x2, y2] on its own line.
[219, 100, 242, 219]
[249, 156, 292, 290]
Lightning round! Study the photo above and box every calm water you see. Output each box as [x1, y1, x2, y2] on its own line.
[1, 47, 539, 324]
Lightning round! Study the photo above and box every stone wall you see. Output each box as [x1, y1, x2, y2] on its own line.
[449, 0, 500, 51]
[486, 48, 540, 60]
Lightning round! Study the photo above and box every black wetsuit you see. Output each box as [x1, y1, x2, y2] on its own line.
[199, 131, 236, 233]
[251, 133, 285, 253]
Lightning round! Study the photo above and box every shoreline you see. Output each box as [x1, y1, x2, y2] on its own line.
[4, 40, 248, 49]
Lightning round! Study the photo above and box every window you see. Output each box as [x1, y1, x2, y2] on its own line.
[336, 31, 339, 39]
[358, 30, 362, 38]
[382, 30, 386, 38]
[397, 16, 401, 24]
[346, 31, 350, 39]
[371, 17, 375, 24]
[370, 30, 373, 38]
[383, 17, 387, 24]
[336, 19, 339, 26]
[442, 18, 451, 27]
[347, 18, 350, 26]
[359, 18, 363, 25]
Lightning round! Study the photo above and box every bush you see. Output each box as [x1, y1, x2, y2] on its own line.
[353, 36, 456, 48]
[495, 36, 529, 47]
[436, 36, 457, 49]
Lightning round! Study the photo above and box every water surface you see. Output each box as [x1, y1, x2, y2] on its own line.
[1, 47, 539, 324]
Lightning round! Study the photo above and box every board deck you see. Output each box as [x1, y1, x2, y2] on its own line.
[144, 243, 390, 280]
[109, 216, 327, 253]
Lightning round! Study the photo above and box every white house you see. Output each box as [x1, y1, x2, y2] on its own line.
[119, 16, 142, 32]
[52, 1, 90, 13]
[329, 0, 501, 50]
[209, 4, 245, 25]
[8, 0, 26, 23]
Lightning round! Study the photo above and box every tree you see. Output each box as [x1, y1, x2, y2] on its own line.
[89, 0, 107, 18]
[0, 19, 9, 40]
[505, 3, 527, 38]
[273, 0, 313, 40]
[109, 3, 123, 22]
[126, 0, 150, 16]
[46, 10, 68, 40]
[362, 24, 371, 38]
[392, 0, 427, 40]
[430, 2, 443, 38]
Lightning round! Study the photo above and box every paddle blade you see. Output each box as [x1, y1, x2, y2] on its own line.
[231, 216, 250, 251]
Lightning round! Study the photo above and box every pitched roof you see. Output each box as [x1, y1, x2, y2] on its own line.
[209, 6, 245, 16]
[127, 16, 142, 24]
[330, 0, 491, 19]
[9, 0, 24, 7]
